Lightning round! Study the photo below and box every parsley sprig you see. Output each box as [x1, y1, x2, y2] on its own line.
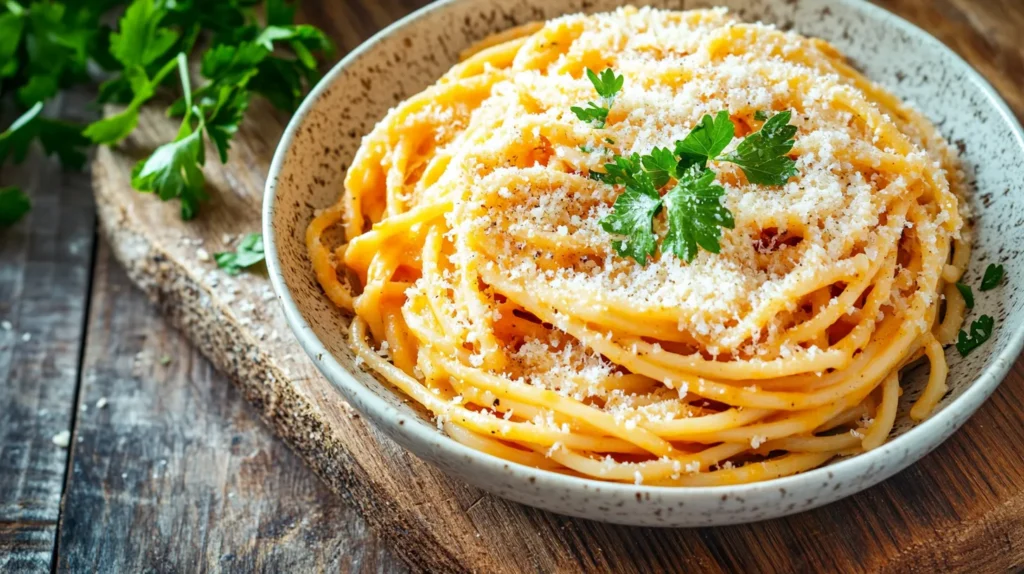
[130, 54, 209, 219]
[589, 97, 799, 263]
[0, 0, 334, 224]
[571, 68, 623, 129]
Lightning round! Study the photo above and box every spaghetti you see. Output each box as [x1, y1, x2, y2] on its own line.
[307, 7, 968, 485]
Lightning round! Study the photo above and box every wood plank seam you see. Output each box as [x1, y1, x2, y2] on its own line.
[0, 87, 99, 573]
[91, 153, 468, 574]
[51, 233, 100, 574]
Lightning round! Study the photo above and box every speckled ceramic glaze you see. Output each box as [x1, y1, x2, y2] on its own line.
[264, 0, 1024, 526]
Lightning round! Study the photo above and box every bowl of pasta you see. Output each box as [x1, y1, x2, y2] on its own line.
[264, 0, 1024, 526]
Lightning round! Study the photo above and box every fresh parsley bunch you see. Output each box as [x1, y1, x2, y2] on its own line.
[0, 0, 334, 224]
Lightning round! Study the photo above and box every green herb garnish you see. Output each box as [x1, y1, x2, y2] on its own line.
[954, 263, 1003, 356]
[674, 110, 735, 170]
[639, 146, 679, 189]
[754, 110, 770, 121]
[721, 111, 799, 185]
[661, 165, 735, 263]
[592, 107, 798, 264]
[215, 232, 265, 275]
[570, 67, 623, 129]
[597, 164, 662, 263]
[956, 315, 994, 357]
[980, 263, 1004, 291]
[955, 282, 974, 309]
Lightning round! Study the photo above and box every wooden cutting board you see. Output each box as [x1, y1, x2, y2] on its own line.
[91, 1, 1024, 572]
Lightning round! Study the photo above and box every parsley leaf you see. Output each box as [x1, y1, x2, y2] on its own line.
[980, 263, 1004, 291]
[266, 0, 296, 27]
[0, 187, 31, 226]
[587, 67, 624, 101]
[0, 9, 25, 79]
[131, 123, 207, 220]
[571, 67, 623, 129]
[674, 111, 734, 170]
[85, 61, 178, 144]
[13, 1, 99, 106]
[215, 232, 265, 275]
[570, 101, 609, 129]
[84, 0, 185, 145]
[109, 0, 179, 69]
[131, 54, 209, 220]
[201, 42, 270, 86]
[0, 101, 90, 169]
[246, 25, 334, 112]
[248, 57, 305, 111]
[956, 314, 994, 357]
[640, 146, 679, 189]
[591, 153, 644, 187]
[202, 86, 251, 163]
[955, 282, 974, 309]
[598, 176, 662, 264]
[722, 110, 798, 185]
[255, 24, 332, 57]
[662, 165, 734, 262]
[32, 116, 90, 169]
[597, 162, 735, 264]
[754, 110, 770, 121]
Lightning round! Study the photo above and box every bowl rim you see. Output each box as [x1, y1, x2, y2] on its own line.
[263, 0, 1024, 500]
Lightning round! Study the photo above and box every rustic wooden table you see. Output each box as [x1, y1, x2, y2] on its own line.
[2, 1, 1022, 572]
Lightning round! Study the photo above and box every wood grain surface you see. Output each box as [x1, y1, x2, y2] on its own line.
[54, 243, 404, 573]
[2, 0, 1023, 572]
[88, 0, 1024, 572]
[0, 90, 97, 572]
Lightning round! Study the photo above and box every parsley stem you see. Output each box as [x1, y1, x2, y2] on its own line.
[147, 54, 184, 94]
[173, 53, 196, 140]
[3, 101, 42, 134]
[176, 52, 192, 111]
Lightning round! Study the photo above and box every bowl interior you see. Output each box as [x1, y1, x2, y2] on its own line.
[267, 0, 1024, 488]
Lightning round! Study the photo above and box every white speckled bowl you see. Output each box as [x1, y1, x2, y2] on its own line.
[264, 0, 1024, 526]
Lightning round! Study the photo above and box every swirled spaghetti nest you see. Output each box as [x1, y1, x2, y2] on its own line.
[307, 7, 968, 485]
